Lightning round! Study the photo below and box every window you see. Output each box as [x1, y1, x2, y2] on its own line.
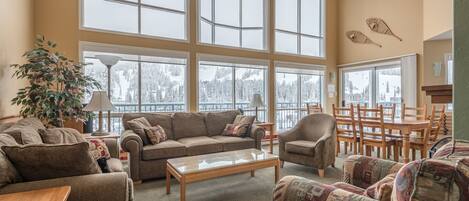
[276, 67, 324, 130]
[341, 65, 402, 116]
[446, 54, 453, 111]
[198, 61, 267, 121]
[82, 0, 187, 40]
[199, 0, 266, 50]
[83, 51, 187, 132]
[275, 0, 324, 57]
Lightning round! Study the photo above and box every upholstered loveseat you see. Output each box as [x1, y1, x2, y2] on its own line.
[273, 139, 469, 201]
[0, 118, 133, 201]
[120, 110, 265, 182]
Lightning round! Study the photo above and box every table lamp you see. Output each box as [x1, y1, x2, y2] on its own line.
[250, 94, 265, 123]
[83, 91, 114, 136]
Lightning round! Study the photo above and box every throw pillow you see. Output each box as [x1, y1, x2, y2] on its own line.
[88, 139, 111, 160]
[232, 115, 255, 136]
[222, 124, 250, 137]
[0, 134, 22, 188]
[3, 127, 43, 145]
[2, 142, 101, 181]
[144, 125, 167, 145]
[39, 128, 86, 144]
[127, 117, 152, 145]
[363, 173, 396, 201]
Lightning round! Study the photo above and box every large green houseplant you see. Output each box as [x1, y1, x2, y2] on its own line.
[11, 35, 100, 127]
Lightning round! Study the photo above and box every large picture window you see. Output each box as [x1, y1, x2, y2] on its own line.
[199, 0, 266, 50]
[198, 61, 267, 121]
[275, 0, 324, 57]
[83, 51, 187, 132]
[276, 67, 324, 130]
[341, 65, 402, 115]
[82, 0, 187, 40]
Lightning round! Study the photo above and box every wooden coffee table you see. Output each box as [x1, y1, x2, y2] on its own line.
[166, 148, 280, 201]
[0, 186, 71, 201]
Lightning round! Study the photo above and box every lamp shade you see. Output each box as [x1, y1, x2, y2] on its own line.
[250, 94, 265, 107]
[83, 91, 114, 112]
[95, 55, 121, 66]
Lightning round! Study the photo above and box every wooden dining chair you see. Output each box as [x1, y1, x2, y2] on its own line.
[401, 103, 427, 120]
[357, 105, 399, 161]
[306, 103, 323, 114]
[381, 104, 396, 120]
[409, 106, 446, 160]
[333, 104, 359, 155]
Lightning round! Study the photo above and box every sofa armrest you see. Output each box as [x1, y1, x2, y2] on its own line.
[343, 155, 404, 189]
[102, 138, 119, 158]
[249, 126, 265, 149]
[120, 130, 143, 182]
[273, 176, 376, 201]
[0, 172, 133, 201]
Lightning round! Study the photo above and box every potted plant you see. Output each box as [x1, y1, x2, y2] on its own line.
[11, 35, 101, 127]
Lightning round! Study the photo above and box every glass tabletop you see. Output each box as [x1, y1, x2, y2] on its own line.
[167, 148, 278, 174]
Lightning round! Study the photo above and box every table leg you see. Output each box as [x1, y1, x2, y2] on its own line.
[180, 178, 186, 201]
[269, 128, 274, 154]
[166, 168, 171, 194]
[402, 128, 411, 163]
[251, 170, 255, 177]
[275, 161, 280, 183]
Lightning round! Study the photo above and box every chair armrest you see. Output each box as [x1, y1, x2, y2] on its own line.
[102, 138, 119, 158]
[343, 155, 404, 189]
[273, 176, 376, 201]
[0, 173, 133, 201]
[120, 130, 143, 153]
[249, 125, 265, 150]
[278, 127, 299, 143]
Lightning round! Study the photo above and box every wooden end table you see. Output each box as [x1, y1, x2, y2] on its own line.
[166, 149, 279, 201]
[257, 122, 275, 154]
[0, 186, 71, 201]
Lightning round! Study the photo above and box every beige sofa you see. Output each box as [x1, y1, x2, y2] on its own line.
[120, 110, 265, 182]
[0, 119, 133, 201]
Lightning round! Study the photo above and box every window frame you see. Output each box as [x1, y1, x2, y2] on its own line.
[79, 0, 189, 42]
[274, 0, 326, 58]
[275, 64, 325, 130]
[197, 0, 269, 51]
[196, 54, 269, 121]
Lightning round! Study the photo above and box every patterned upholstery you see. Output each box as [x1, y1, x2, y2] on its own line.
[274, 139, 469, 201]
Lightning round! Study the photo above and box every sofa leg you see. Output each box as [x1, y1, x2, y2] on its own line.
[133, 180, 142, 185]
[318, 169, 325, 178]
[280, 160, 284, 168]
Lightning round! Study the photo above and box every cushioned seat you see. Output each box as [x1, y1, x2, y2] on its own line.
[177, 136, 223, 156]
[211, 136, 255, 151]
[285, 140, 316, 156]
[142, 140, 186, 160]
[107, 158, 124, 172]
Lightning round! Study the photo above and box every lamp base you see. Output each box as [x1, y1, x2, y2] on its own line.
[91, 130, 111, 136]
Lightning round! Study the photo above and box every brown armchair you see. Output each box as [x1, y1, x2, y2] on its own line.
[278, 113, 336, 177]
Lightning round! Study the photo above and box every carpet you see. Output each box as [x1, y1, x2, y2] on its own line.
[133, 145, 346, 201]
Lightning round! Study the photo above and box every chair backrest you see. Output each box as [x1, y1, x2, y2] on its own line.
[427, 106, 446, 142]
[332, 104, 357, 138]
[306, 103, 323, 114]
[380, 103, 396, 120]
[401, 103, 427, 120]
[297, 113, 336, 141]
[357, 105, 386, 141]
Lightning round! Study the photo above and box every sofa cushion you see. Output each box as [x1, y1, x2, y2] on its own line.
[38, 128, 86, 144]
[205, 110, 240, 136]
[3, 127, 43, 145]
[127, 117, 152, 145]
[363, 173, 395, 201]
[211, 135, 255, 151]
[177, 136, 222, 156]
[123, 113, 174, 139]
[0, 122, 14, 133]
[285, 140, 316, 156]
[142, 140, 186, 160]
[2, 142, 101, 182]
[106, 158, 124, 172]
[173, 113, 208, 139]
[332, 182, 366, 195]
[0, 134, 22, 188]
